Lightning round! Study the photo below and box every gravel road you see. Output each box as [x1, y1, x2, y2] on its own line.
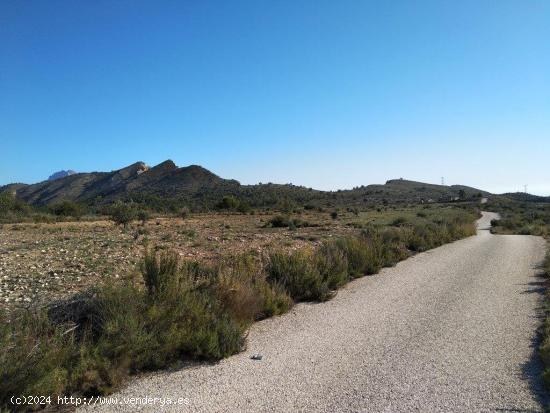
[82, 212, 548, 412]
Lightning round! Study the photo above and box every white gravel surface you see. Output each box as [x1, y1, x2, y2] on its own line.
[82, 212, 548, 412]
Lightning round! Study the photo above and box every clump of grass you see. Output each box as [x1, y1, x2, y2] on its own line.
[380, 227, 410, 261]
[267, 249, 331, 301]
[256, 281, 293, 318]
[213, 254, 292, 320]
[335, 235, 381, 277]
[314, 241, 349, 289]
[264, 215, 311, 229]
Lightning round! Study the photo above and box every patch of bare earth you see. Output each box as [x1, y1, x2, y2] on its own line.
[0, 211, 355, 310]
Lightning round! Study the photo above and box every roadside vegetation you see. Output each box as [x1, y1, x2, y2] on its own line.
[0, 209, 477, 411]
[486, 197, 550, 236]
[486, 197, 550, 397]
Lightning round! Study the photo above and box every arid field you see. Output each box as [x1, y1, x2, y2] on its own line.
[1, 205, 470, 309]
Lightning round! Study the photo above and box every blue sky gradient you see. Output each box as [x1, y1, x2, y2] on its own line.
[1, 1, 549, 194]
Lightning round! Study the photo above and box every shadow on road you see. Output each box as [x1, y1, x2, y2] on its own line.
[518, 268, 549, 412]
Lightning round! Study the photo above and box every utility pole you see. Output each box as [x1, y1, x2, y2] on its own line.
[441, 177, 445, 186]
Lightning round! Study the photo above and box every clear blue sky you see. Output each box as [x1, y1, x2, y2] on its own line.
[1, 0, 549, 194]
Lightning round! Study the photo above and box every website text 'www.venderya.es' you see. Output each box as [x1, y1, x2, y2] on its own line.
[10, 395, 190, 408]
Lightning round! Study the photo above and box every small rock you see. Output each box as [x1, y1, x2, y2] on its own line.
[250, 354, 263, 361]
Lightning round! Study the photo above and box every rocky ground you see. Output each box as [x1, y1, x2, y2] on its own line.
[0, 206, 471, 311]
[0, 211, 355, 310]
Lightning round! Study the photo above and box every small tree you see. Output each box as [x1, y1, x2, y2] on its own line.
[50, 200, 84, 220]
[137, 210, 150, 225]
[277, 198, 295, 214]
[216, 196, 239, 210]
[109, 202, 135, 228]
[237, 201, 251, 214]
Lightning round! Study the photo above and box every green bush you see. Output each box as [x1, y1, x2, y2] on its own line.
[109, 202, 136, 228]
[267, 250, 330, 301]
[236, 201, 251, 214]
[141, 250, 181, 298]
[49, 200, 84, 219]
[211, 254, 292, 321]
[335, 236, 381, 277]
[265, 215, 311, 229]
[137, 210, 150, 224]
[266, 215, 290, 228]
[314, 241, 349, 289]
[0, 192, 35, 223]
[379, 227, 410, 266]
[216, 196, 240, 210]
[256, 281, 293, 318]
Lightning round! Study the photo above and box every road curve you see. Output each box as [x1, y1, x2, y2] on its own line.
[83, 212, 548, 412]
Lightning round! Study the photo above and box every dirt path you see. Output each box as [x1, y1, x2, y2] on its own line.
[82, 212, 547, 412]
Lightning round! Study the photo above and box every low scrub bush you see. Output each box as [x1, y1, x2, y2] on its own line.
[487, 199, 550, 236]
[108, 202, 136, 228]
[265, 215, 311, 229]
[335, 235, 381, 277]
[49, 200, 84, 219]
[266, 215, 291, 228]
[212, 254, 292, 321]
[267, 250, 331, 301]
[379, 227, 410, 266]
[137, 210, 150, 224]
[314, 241, 349, 290]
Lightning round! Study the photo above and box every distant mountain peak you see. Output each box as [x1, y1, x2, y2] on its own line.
[48, 170, 76, 181]
[115, 162, 149, 179]
[151, 159, 177, 172]
[12, 160, 238, 206]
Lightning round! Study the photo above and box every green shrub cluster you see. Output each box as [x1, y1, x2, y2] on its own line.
[49, 201, 84, 219]
[487, 199, 550, 236]
[405, 218, 476, 252]
[267, 218, 475, 302]
[0, 193, 90, 223]
[215, 196, 251, 213]
[108, 201, 137, 227]
[0, 192, 34, 223]
[264, 215, 312, 229]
